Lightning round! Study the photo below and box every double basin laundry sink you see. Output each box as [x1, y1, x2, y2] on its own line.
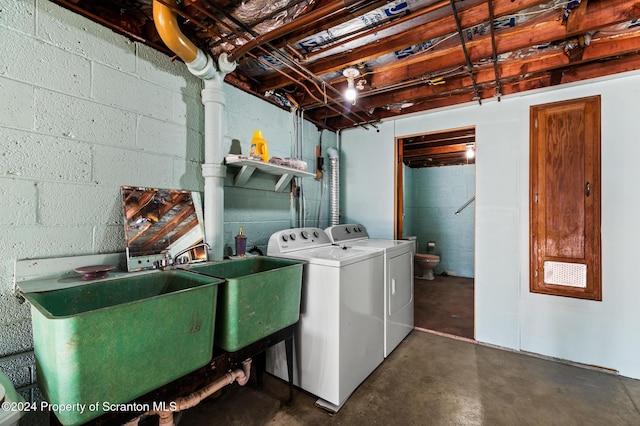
[179, 256, 303, 352]
[21, 256, 303, 426]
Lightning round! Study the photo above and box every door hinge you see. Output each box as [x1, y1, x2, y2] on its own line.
[535, 269, 538, 278]
[534, 118, 538, 128]
[535, 193, 539, 203]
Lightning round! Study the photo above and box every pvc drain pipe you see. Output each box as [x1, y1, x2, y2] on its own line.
[124, 359, 252, 426]
[153, 0, 236, 261]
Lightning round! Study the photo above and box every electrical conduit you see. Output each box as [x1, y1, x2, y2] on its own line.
[153, 0, 236, 261]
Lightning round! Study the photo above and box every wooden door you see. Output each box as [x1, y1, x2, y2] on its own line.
[530, 95, 601, 300]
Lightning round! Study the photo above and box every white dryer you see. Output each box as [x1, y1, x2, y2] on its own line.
[265, 227, 384, 412]
[325, 224, 414, 358]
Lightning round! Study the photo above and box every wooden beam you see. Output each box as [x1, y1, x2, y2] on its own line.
[566, 0, 589, 34]
[405, 142, 470, 158]
[306, 22, 640, 122]
[368, 1, 640, 90]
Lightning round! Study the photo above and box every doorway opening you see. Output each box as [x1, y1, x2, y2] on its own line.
[395, 127, 476, 340]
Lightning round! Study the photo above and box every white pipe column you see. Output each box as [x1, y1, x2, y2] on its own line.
[200, 54, 235, 261]
[201, 76, 226, 261]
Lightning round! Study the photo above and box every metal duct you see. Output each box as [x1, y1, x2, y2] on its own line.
[327, 147, 339, 225]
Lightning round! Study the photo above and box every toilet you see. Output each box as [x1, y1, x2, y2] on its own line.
[414, 253, 440, 280]
[412, 239, 440, 280]
[0, 371, 25, 426]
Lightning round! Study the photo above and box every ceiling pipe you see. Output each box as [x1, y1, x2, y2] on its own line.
[153, 0, 237, 262]
[197, 0, 376, 127]
[158, 0, 376, 129]
[449, 0, 482, 105]
[486, 0, 502, 101]
[249, 52, 373, 130]
[227, 0, 366, 62]
[152, 0, 198, 62]
[191, 0, 374, 129]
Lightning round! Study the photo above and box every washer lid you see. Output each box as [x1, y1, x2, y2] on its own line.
[350, 239, 414, 250]
[286, 245, 381, 267]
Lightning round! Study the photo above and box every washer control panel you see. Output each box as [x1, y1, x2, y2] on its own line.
[325, 224, 369, 243]
[268, 227, 331, 254]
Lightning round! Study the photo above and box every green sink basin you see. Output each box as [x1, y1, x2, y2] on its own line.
[23, 270, 222, 426]
[183, 256, 303, 352]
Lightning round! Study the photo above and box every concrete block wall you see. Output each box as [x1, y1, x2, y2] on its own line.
[0, 1, 334, 419]
[0, 0, 204, 411]
[404, 164, 475, 278]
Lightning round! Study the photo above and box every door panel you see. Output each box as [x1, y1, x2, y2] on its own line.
[388, 251, 413, 315]
[543, 104, 586, 259]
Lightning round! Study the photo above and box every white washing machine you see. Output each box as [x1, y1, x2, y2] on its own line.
[265, 227, 384, 412]
[325, 224, 414, 358]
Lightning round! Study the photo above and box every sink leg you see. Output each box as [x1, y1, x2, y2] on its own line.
[285, 335, 294, 404]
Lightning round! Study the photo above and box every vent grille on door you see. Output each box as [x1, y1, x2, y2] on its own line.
[544, 261, 587, 288]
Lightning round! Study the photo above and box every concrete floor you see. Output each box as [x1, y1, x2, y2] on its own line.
[176, 331, 640, 426]
[414, 275, 474, 339]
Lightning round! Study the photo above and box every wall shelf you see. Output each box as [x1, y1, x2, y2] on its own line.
[224, 156, 315, 192]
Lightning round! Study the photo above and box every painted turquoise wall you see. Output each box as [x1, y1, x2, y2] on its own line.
[341, 73, 640, 379]
[404, 164, 475, 278]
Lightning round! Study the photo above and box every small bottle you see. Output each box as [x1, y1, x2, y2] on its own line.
[235, 227, 247, 257]
[249, 130, 269, 162]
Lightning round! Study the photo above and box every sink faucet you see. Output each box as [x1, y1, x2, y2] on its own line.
[157, 242, 211, 269]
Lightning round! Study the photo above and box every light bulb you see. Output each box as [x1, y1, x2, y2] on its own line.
[343, 67, 360, 105]
[345, 82, 357, 103]
[466, 144, 475, 159]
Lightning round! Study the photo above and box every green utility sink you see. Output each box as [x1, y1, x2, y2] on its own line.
[183, 256, 303, 352]
[23, 270, 222, 426]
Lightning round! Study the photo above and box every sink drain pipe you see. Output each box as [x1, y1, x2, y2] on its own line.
[153, 0, 236, 261]
[125, 358, 252, 426]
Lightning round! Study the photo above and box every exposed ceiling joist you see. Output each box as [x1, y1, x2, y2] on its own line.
[48, 0, 640, 131]
[401, 126, 475, 168]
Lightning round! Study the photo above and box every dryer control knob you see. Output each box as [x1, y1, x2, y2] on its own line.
[301, 230, 309, 239]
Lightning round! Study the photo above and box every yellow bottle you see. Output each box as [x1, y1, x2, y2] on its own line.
[249, 130, 269, 162]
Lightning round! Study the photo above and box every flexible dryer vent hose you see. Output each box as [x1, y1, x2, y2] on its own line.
[327, 147, 339, 226]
